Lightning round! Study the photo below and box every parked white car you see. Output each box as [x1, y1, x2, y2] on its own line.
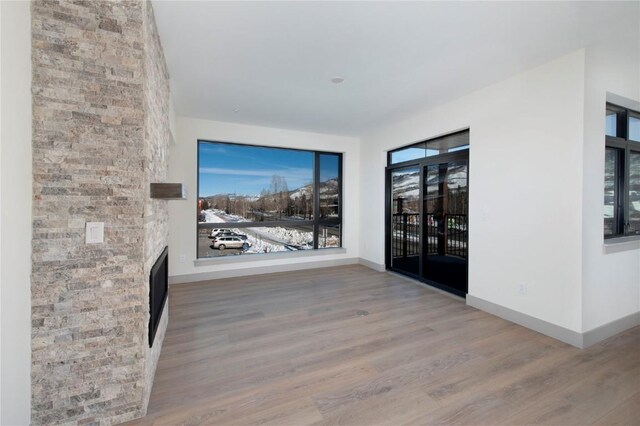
[209, 228, 225, 238]
[212, 236, 245, 250]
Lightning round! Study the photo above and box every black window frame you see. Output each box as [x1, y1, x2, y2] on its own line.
[605, 103, 640, 239]
[196, 140, 343, 258]
[387, 129, 470, 166]
[384, 130, 470, 297]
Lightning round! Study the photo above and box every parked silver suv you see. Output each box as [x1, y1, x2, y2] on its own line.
[212, 236, 245, 250]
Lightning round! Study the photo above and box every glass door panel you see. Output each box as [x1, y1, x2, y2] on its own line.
[390, 166, 421, 276]
[629, 150, 640, 234]
[423, 161, 468, 294]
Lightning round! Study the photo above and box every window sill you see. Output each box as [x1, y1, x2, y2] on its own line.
[603, 235, 640, 254]
[193, 247, 347, 267]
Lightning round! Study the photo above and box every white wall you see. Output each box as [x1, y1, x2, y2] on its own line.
[360, 50, 587, 332]
[168, 117, 360, 279]
[581, 24, 640, 331]
[0, 1, 32, 424]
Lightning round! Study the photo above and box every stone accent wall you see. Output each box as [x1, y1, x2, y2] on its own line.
[31, 1, 170, 424]
[141, 0, 170, 410]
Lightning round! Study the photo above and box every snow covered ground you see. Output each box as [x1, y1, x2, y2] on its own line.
[202, 209, 225, 223]
[202, 209, 315, 253]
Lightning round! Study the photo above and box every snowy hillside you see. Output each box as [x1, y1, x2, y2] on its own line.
[288, 178, 339, 200]
[392, 171, 419, 197]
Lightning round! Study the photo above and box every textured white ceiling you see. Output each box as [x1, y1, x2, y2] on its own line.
[153, 1, 638, 137]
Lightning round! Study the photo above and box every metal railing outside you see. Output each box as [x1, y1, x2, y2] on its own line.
[391, 213, 420, 258]
[393, 213, 467, 259]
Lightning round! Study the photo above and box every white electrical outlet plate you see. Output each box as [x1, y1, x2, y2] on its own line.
[85, 222, 104, 244]
[179, 254, 187, 263]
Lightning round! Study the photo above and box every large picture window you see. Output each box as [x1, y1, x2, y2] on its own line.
[197, 140, 342, 258]
[604, 104, 640, 238]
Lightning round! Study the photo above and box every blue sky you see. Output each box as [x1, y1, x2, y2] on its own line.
[199, 142, 339, 197]
[390, 145, 469, 164]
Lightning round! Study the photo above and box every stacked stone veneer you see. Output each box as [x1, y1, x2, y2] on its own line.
[141, 0, 170, 411]
[31, 1, 170, 424]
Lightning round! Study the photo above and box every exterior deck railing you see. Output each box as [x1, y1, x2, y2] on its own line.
[392, 213, 467, 259]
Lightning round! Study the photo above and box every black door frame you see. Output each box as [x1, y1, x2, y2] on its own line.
[385, 149, 470, 297]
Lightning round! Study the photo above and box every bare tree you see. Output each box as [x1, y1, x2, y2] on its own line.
[300, 193, 309, 219]
[258, 189, 269, 221]
[270, 175, 289, 220]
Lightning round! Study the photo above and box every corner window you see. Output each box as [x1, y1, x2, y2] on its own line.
[197, 140, 342, 258]
[604, 104, 640, 238]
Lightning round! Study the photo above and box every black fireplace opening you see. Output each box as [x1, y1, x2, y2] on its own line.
[149, 246, 168, 348]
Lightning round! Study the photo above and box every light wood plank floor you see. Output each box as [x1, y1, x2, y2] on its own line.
[126, 265, 640, 425]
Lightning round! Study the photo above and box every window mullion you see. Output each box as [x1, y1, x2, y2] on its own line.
[623, 147, 631, 235]
[618, 109, 628, 139]
[313, 152, 320, 249]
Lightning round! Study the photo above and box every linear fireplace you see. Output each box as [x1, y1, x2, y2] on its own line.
[149, 246, 168, 347]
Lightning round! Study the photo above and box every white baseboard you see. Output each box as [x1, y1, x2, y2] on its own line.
[359, 258, 385, 272]
[169, 257, 388, 285]
[466, 294, 583, 347]
[169, 257, 360, 284]
[583, 311, 640, 348]
[467, 294, 640, 349]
